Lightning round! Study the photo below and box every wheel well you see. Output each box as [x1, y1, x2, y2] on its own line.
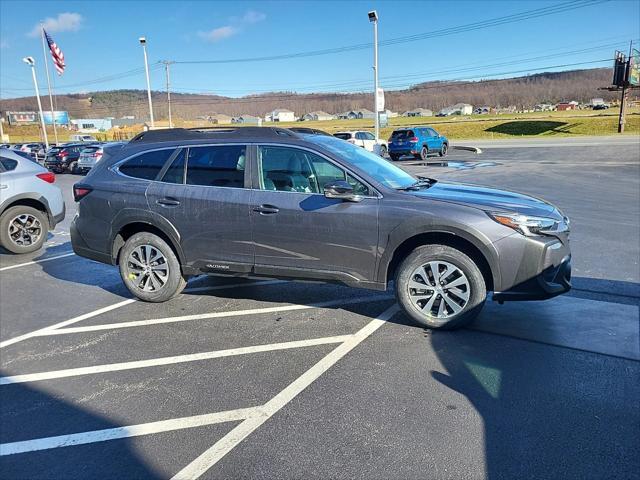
[112, 222, 181, 264]
[2, 198, 49, 220]
[385, 232, 494, 291]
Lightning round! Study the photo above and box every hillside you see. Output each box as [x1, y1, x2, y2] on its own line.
[0, 68, 622, 121]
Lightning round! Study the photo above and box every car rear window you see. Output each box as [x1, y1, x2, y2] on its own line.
[81, 146, 100, 154]
[186, 145, 246, 188]
[391, 130, 414, 139]
[119, 148, 176, 180]
[334, 133, 352, 140]
[0, 156, 18, 171]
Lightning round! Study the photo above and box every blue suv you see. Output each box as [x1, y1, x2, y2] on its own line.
[388, 127, 448, 161]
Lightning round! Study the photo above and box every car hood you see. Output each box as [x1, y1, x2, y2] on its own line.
[411, 181, 563, 219]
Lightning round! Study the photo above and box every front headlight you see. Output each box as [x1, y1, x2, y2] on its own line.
[488, 212, 566, 236]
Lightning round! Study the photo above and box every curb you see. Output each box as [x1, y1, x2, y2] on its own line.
[452, 145, 482, 154]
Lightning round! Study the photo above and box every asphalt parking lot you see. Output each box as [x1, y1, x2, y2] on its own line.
[1, 136, 639, 479]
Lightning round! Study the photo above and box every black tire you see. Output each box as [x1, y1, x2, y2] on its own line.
[379, 145, 388, 158]
[395, 244, 486, 330]
[420, 146, 429, 161]
[118, 232, 186, 302]
[439, 143, 448, 157]
[0, 206, 49, 254]
[390, 153, 400, 161]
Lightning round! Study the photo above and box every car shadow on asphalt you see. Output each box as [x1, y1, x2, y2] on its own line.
[427, 325, 640, 479]
[0, 380, 162, 479]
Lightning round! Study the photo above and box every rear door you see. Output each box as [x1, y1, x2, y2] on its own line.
[0, 156, 18, 206]
[249, 144, 379, 282]
[361, 131, 376, 151]
[146, 144, 254, 272]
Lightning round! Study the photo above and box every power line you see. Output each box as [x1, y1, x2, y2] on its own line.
[173, 0, 608, 65]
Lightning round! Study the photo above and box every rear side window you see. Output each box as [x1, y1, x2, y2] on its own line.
[334, 133, 352, 140]
[161, 149, 186, 184]
[0, 156, 17, 171]
[186, 145, 246, 188]
[119, 149, 175, 180]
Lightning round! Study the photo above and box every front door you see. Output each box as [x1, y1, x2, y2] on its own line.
[250, 145, 379, 283]
[146, 144, 254, 273]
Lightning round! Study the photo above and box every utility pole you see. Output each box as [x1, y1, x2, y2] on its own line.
[139, 37, 155, 128]
[23, 57, 48, 149]
[368, 11, 380, 141]
[618, 40, 633, 133]
[163, 61, 174, 128]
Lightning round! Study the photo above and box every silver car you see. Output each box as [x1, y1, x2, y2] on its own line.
[0, 149, 65, 253]
[77, 142, 126, 175]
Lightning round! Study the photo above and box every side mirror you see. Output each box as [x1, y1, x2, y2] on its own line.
[323, 180, 363, 202]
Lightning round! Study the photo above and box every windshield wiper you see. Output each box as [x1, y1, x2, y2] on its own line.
[396, 176, 438, 191]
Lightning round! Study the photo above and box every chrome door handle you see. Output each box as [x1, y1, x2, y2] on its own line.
[0, 185, 7, 189]
[253, 204, 279, 215]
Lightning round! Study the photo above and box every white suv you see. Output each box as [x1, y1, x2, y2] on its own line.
[334, 131, 388, 156]
[0, 149, 65, 253]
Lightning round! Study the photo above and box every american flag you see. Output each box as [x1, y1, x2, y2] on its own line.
[44, 29, 65, 75]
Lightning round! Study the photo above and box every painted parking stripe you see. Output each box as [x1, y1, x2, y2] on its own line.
[0, 334, 352, 385]
[172, 304, 399, 479]
[0, 407, 259, 456]
[0, 252, 75, 272]
[0, 280, 286, 349]
[45, 294, 393, 336]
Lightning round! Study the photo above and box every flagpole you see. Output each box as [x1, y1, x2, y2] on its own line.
[40, 24, 58, 144]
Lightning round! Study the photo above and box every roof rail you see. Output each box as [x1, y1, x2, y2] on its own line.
[129, 126, 298, 144]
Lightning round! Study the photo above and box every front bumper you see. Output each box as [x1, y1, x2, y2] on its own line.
[492, 234, 572, 302]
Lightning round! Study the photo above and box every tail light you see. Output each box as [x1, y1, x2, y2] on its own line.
[73, 185, 92, 202]
[59, 150, 69, 157]
[92, 152, 103, 159]
[36, 172, 56, 184]
[20, 146, 30, 152]
[409, 137, 419, 143]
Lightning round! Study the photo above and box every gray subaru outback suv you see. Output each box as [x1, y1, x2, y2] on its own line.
[71, 127, 571, 329]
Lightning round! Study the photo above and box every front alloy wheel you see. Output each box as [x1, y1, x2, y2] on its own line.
[395, 244, 486, 329]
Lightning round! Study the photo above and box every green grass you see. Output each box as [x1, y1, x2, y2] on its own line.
[4, 108, 639, 142]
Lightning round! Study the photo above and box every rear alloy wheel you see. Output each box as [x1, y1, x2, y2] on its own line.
[439, 143, 448, 157]
[119, 232, 186, 302]
[379, 145, 388, 158]
[395, 244, 486, 329]
[420, 146, 429, 161]
[0, 206, 48, 254]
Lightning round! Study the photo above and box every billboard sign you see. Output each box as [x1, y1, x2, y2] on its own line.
[42, 111, 70, 126]
[6, 111, 38, 125]
[629, 48, 640, 86]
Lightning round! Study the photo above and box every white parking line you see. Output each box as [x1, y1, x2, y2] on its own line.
[0, 335, 352, 385]
[0, 304, 398, 464]
[0, 252, 75, 272]
[0, 407, 259, 456]
[172, 304, 399, 479]
[45, 294, 393, 336]
[0, 280, 286, 349]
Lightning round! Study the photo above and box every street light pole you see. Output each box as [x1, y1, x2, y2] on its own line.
[369, 11, 380, 141]
[139, 37, 155, 128]
[23, 57, 48, 149]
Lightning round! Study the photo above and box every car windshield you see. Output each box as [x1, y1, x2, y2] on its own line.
[305, 135, 417, 189]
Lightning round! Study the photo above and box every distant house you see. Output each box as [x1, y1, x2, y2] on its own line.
[534, 104, 554, 112]
[302, 111, 334, 121]
[337, 109, 376, 120]
[70, 118, 112, 132]
[556, 101, 577, 111]
[232, 115, 262, 125]
[403, 108, 433, 117]
[439, 103, 473, 116]
[207, 113, 233, 125]
[265, 109, 295, 122]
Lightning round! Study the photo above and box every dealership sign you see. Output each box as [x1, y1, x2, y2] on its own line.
[42, 111, 70, 125]
[6, 111, 38, 125]
[629, 49, 639, 87]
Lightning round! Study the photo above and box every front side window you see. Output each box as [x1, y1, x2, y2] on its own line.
[119, 148, 175, 180]
[186, 145, 246, 188]
[334, 133, 352, 141]
[258, 146, 369, 195]
[363, 132, 375, 140]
